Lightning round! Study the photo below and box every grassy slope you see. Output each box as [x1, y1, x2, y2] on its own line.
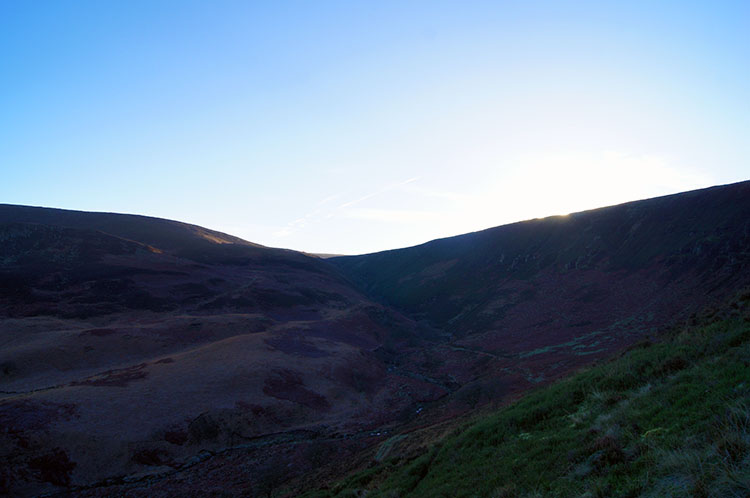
[304, 294, 750, 498]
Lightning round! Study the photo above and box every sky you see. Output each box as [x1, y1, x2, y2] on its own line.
[1, 1, 748, 255]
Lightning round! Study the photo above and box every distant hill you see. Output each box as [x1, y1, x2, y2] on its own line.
[0, 204, 294, 264]
[309, 253, 347, 259]
[0, 205, 358, 318]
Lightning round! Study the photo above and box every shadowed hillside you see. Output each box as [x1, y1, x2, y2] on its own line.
[1, 181, 749, 496]
[328, 182, 750, 417]
[0, 208, 439, 497]
[0, 204, 256, 252]
[333, 181, 750, 335]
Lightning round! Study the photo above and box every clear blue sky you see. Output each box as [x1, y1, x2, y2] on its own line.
[2, 1, 748, 254]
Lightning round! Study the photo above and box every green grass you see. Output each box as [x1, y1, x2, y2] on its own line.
[303, 301, 750, 497]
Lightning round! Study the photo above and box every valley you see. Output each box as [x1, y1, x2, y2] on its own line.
[1, 180, 749, 496]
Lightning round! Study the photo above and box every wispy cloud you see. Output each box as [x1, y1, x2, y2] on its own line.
[272, 176, 458, 240]
[272, 177, 421, 239]
[337, 177, 420, 209]
[344, 208, 441, 223]
[272, 210, 322, 238]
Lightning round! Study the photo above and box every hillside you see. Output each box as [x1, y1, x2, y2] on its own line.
[329, 181, 750, 416]
[304, 293, 750, 497]
[0, 204, 260, 257]
[0, 207, 437, 497]
[1, 181, 749, 496]
[333, 181, 750, 335]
